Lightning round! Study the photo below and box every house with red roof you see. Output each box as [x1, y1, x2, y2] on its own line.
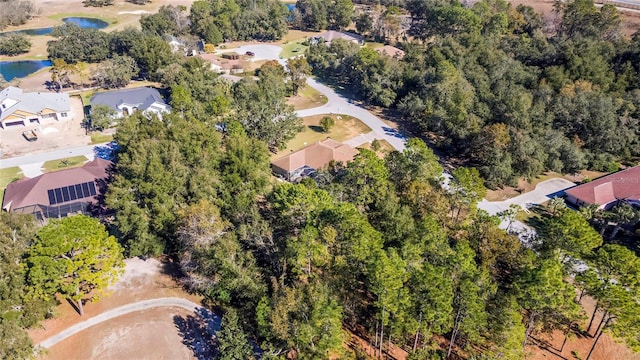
[2, 158, 112, 221]
[564, 165, 640, 210]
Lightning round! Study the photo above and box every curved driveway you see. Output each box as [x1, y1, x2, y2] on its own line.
[36, 297, 215, 350]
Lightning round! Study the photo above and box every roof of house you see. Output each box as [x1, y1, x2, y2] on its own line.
[0, 87, 70, 121]
[375, 45, 405, 59]
[2, 158, 112, 211]
[90, 87, 166, 112]
[272, 138, 359, 173]
[564, 164, 640, 206]
[318, 30, 363, 44]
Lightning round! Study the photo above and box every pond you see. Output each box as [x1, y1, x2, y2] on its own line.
[1, 17, 108, 36]
[0, 60, 53, 82]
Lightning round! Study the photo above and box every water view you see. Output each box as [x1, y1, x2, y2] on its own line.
[0, 60, 52, 82]
[1, 17, 108, 36]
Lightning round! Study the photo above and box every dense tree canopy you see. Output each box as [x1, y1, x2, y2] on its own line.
[308, 0, 640, 187]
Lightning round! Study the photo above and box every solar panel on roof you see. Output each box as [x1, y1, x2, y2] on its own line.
[48, 189, 56, 205]
[68, 185, 77, 200]
[75, 184, 83, 198]
[88, 182, 97, 196]
[81, 183, 90, 197]
[61, 187, 70, 202]
[54, 188, 63, 204]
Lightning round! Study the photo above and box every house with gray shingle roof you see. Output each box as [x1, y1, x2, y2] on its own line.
[0, 87, 71, 129]
[90, 87, 170, 119]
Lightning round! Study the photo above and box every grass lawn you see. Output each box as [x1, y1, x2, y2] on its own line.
[287, 85, 328, 110]
[0, 167, 24, 206]
[357, 139, 395, 157]
[280, 40, 309, 58]
[90, 132, 114, 144]
[365, 41, 386, 49]
[42, 155, 89, 173]
[272, 114, 371, 160]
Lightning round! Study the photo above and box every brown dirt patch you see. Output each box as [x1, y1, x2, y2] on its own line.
[29, 257, 204, 359]
[527, 294, 640, 360]
[44, 307, 198, 360]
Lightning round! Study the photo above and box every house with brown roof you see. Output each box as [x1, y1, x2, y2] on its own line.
[0, 87, 71, 129]
[375, 45, 405, 59]
[564, 164, 640, 210]
[2, 158, 112, 221]
[271, 138, 359, 181]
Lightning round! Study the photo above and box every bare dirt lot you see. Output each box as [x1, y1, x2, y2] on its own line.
[30, 257, 206, 360]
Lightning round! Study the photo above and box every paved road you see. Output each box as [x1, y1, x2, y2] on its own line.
[36, 297, 217, 350]
[0, 143, 102, 169]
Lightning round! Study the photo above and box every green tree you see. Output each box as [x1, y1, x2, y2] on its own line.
[93, 55, 139, 88]
[90, 104, 117, 131]
[542, 208, 602, 261]
[170, 84, 193, 115]
[514, 255, 580, 348]
[319, 116, 335, 133]
[0, 33, 31, 56]
[329, 0, 354, 30]
[449, 167, 486, 222]
[49, 58, 75, 91]
[0, 213, 53, 359]
[216, 309, 255, 360]
[286, 57, 311, 96]
[26, 215, 124, 316]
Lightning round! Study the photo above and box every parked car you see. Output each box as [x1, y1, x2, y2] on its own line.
[245, 51, 255, 56]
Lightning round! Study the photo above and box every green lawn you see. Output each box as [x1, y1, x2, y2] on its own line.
[279, 40, 309, 59]
[288, 85, 328, 110]
[90, 132, 114, 145]
[42, 156, 89, 173]
[272, 114, 371, 159]
[0, 167, 24, 206]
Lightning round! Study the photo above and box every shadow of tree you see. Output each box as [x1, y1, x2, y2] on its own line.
[173, 306, 222, 360]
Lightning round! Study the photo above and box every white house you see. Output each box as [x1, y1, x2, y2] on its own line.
[90, 87, 170, 119]
[0, 87, 71, 129]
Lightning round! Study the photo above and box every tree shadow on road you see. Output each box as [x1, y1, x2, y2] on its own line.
[173, 307, 222, 360]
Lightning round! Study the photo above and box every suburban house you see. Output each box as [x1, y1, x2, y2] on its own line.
[375, 45, 405, 59]
[564, 164, 640, 210]
[271, 138, 359, 181]
[313, 30, 364, 45]
[2, 158, 112, 221]
[0, 87, 71, 129]
[90, 87, 170, 119]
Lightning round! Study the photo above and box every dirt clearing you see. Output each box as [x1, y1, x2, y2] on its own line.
[30, 257, 205, 360]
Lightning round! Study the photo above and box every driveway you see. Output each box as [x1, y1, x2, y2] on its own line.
[480, 178, 576, 215]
